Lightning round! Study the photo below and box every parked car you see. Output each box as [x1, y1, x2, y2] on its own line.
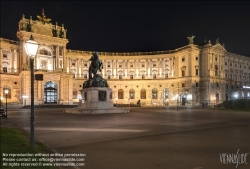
[0, 108, 6, 117]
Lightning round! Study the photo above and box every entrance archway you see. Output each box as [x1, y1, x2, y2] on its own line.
[44, 81, 57, 104]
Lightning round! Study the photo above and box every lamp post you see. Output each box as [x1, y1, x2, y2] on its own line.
[24, 35, 39, 147]
[4, 88, 9, 118]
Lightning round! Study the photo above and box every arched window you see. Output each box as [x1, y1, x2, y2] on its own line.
[129, 89, 135, 99]
[118, 89, 124, 99]
[44, 81, 57, 103]
[140, 88, 146, 99]
[3, 85, 11, 98]
[72, 88, 78, 99]
[152, 88, 157, 99]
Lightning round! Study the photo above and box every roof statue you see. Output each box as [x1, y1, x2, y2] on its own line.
[215, 38, 219, 44]
[37, 8, 51, 24]
[187, 35, 195, 44]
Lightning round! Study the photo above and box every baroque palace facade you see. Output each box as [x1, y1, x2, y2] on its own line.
[1, 14, 250, 107]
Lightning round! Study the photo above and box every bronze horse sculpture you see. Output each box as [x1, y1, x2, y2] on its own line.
[89, 52, 103, 79]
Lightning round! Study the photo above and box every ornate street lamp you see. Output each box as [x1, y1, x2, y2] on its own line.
[4, 88, 9, 118]
[24, 35, 39, 147]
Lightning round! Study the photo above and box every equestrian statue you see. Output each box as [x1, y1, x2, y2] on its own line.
[82, 51, 108, 88]
[89, 51, 103, 79]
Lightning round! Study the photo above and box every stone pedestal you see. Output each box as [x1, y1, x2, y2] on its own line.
[65, 75, 128, 114]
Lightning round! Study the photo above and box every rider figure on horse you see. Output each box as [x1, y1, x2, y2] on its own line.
[89, 51, 103, 79]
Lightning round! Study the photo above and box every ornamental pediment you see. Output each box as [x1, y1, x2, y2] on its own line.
[211, 44, 227, 53]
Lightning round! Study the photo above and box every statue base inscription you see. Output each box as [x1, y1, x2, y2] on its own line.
[64, 87, 128, 114]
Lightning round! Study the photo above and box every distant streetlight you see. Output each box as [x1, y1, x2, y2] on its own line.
[4, 88, 9, 118]
[24, 35, 39, 147]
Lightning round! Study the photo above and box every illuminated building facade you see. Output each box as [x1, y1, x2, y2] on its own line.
[1, 14, 250, 107]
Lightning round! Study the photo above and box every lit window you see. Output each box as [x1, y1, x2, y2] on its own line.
[129, 89, 135, 99]
[140, 89, 146, 99]
[152, 88, 157, 99]
[118, 89, 124, 99]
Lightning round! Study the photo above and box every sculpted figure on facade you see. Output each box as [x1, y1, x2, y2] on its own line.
[187, 35, 195, 44]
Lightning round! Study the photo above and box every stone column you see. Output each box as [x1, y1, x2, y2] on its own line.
[0, 48, 2, 73]
[149, 59, 152, 78]
[157, 59, 160, 77]
[76, 59, 79, 78]
[116, 60, 118, 79]
[63, 46, 67, 72]
[123, 61, 125, 78]
[16, 50, 20, 74]
[69, 58, 71, 73]
[60, 78, 64, 100]
[103, 60, 106, 78]
[37, 81, 41, 100]
[56, 46, 59, 69]
[11, 50, 15, 73]
[80, 59, 83, 78]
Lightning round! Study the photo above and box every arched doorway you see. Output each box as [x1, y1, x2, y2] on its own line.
[44, 81, 57, 104]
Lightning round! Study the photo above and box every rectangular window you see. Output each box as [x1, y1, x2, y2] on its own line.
[84, 74, 87, 79]
[141, 63, 145, 68]
[107, 64, 111, 68]
[142, 75, 145, 79]
[196, 82, 198, 87]
[84, 63, 87, 67]
[182, 58, 185, 62]
[153, 63, 156, 67]
[182, 83, 185, 87]
[182, 70, 185, 77]
[73, 91, 78, 99]
[130, 64, 133, 68]
[119, 75, 122, 79]
[119, 64, 122, 68]
[108, 75, 111, 79]
[72, 63, 75, 66]
[130, 75, 133, 79]
[196, 69, 198, 76]
[3, 67, 7, 73]
[153, 74, 156, 79]
[196, 57, 198, 60]
[165, 74, 168, 78]
[3, 53, 7, 58]
[225, 62, 227, 65]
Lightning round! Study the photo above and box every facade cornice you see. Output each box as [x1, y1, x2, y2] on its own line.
[16, 31, 69, 45]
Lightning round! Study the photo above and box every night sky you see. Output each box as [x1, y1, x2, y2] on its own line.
[1, 1, 250, 56]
